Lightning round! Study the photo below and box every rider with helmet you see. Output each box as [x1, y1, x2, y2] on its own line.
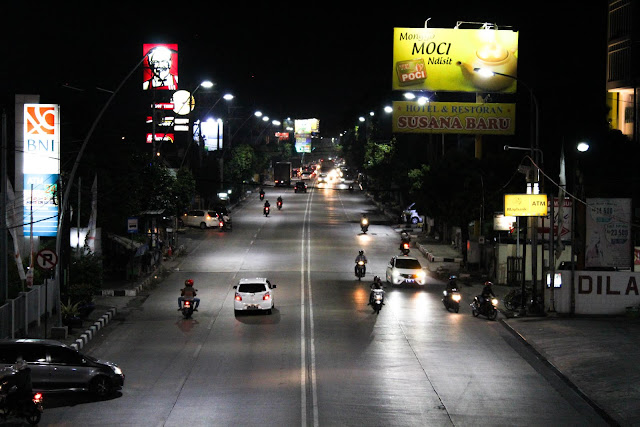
[355, 250, 367, 275]
[479, 280, 496, 305]
[369, 276, 384, 305]
[178, 279, 200, 311]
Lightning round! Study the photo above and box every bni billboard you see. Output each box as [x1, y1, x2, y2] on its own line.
[23, 104, 60, 236]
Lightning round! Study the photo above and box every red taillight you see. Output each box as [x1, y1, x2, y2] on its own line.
[263, 293, 271, 301]
[184, 301, 191, 307]
[219, 221, 224, 227]
[403, 243, 409, 249]
[235, 293, 242, 301]
[33, 392, 43, 403]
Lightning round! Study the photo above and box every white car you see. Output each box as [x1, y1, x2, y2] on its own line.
[386, 256, 426, 286]
[181, 210, 219, 229]
[233, 278, 276, 315]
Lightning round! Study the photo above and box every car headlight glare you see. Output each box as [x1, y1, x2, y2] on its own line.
[113, 366, 122, 375]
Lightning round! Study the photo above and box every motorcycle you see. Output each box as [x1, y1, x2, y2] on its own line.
[360, 217, 369, 233]
[264, 206, 270, 217]
[371, 288, 384, 314]
[181, 298, 195, 319]
[355, 261, 366, 280]
[0, 382, 44, 425]
[442, 288, 462, 313]
[218, 216, 232, 232]
[400, 241, 410, 255]
[259, 191, 265, 201]
[470, 295, 499, 320]
[277, 200, 282, 210]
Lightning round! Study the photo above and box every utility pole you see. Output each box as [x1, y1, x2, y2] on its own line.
[1, 110, 7, 304]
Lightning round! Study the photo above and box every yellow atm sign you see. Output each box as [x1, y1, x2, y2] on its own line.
[504, 194, 548, 217]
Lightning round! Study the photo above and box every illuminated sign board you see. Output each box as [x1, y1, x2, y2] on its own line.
[142, 43, 179, 90]
[392, 101, 515, 135]
[146, 133, 175, 143]
[295, 136, 311, 153]
[393, 28, 518, 93]
[23, 104, 60, 236]
[295, 119, 320, 134]
[195, 119, 224, 151]
[504, 194, 548, 217]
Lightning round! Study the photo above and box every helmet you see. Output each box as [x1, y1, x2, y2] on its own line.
[484, 281, 493, 286]
[185, 279, 194, 286]
[359, 250, 364, 255]
[449, 275, 457, 280]
[14, 357, 27, 371]
[374, 276, 381, 282]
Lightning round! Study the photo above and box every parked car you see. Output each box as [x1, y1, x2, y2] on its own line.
[233, 278, 276, 315]
[294, 181, 307, 193]
[401, 203, 423, 224]
[0, 339, 124, 398]
[385, 256, 427, 286]
[180, 210, 219, 229]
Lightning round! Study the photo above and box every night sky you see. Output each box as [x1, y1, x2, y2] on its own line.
[4, 3, 609, 147]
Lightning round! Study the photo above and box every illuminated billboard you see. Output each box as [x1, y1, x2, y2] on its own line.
[393, 28, 518, 93]
[23, 104, 60, 236]
[143, 44, 178, 90]
[195, 119, 224, 151]
[295, 119, 320, 135]
[392, 101, 515, 135]
[295, 136, 311, 153]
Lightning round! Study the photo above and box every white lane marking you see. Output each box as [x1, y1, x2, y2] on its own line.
[300, 188, 319, 427]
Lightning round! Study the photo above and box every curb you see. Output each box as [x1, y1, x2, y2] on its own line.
[70, 307, 117, 351]
[416, 242, 463, 263]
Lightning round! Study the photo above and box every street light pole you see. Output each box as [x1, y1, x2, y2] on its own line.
[53, 52, 150, 329]
[477, 68, 541, 314]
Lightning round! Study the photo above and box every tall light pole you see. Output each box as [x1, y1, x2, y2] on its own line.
[476, 68, 541, 314]
[54, 52, 151, 328]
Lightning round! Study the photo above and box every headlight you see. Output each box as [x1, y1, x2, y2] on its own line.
[452, 294, 461, 302]
[417, 271, 426, 280]
[491, 298, 499, 306]
[361, 219, 368, 225]
[113, 366, 122, 375]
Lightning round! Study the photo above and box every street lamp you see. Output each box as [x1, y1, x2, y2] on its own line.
[477, 68, 541, 314]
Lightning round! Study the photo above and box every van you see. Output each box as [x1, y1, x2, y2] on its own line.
[0, 339, 124, 398]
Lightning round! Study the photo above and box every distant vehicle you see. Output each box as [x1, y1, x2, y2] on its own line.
[181, 210, 219, 229]
[300, 171, 312, 180]
[233, 278, 276, 315]
[317, 173, 328, 183]
[0, 339, 124, 398]
[385, 256, 426, 286]
[274, 162, 292, 186]
[294, 181, 307, 193]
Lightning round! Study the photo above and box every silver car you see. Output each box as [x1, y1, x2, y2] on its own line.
[181, 210, 219, 229]
[0, 339, 124, 398]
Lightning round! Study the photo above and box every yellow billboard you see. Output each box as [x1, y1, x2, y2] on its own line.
[393, 28, 519, 93]
[392, 101, 516, 135]
[504, 194, 548, 217]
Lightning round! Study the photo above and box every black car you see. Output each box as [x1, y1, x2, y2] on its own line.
[0, 339, 124, 398]
[294, 181, 307, 193]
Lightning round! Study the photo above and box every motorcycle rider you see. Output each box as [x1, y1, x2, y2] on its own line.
[478, 280, 496, 306]
[259, 188, 265, 199]
[400, 230, 411, 243]
[2, 358, 33, 413]
[178, 279, 200, 311]
[355, 250, 367, 275]
[277, 196, 283, 208]
[369, 276, 384, 305]
[446, 275, 458, 292]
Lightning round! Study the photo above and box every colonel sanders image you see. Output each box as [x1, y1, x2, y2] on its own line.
[143, 45, 178, 90]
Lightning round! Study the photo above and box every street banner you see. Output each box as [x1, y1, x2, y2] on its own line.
[585, 198, 631, 269]
[392, 101, 515, 135]
[393, 27, 518, 93]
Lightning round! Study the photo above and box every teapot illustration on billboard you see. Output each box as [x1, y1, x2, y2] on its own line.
[457, 33, 518, 92]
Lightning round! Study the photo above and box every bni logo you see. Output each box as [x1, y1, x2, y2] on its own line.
[25, 105, 56, 135]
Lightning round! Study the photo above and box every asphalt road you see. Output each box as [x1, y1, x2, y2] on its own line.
[38, 183, 609, 426]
